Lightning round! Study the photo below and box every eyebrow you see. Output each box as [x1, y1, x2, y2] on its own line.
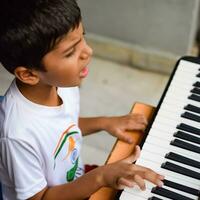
[62, 38, 82, 54]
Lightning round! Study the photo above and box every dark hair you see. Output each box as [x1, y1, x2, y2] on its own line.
[0, 0, 81, 74]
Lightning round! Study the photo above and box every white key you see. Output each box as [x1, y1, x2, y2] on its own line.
[163, 96, 200, 108]
[178, 60, 200, 71]
[125, 182, 171, 200]
[149, 127, 200, 143]
[125, 175, 198, 199]
[144, 134, 200, 161]
[120, 191, 145, 200]
[141, 143, 200, 188]
[140, 149, 200, 174]
[154, 113, 200, 130]
[136, 158, 200, 186]
[120, 190, 171, 200]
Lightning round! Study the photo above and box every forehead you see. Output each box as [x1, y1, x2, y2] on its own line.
[55, 23, 83, 51]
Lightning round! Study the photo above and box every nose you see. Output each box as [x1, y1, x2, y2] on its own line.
[80, 41, 93, 60]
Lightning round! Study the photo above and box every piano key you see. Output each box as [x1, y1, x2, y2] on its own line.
[191, 87, 200, 95]
[139, 149, 200, 175]
[149, 128, 200, 149]
[151, 187, 194, 200]
[136, 158, 200, 187]
[193, 81, 200, 87]
[148, 197, 163, 200]
[125, 181, 192, 200]
[142, 143, 200, 186]
[174, 131, 200, 145]
[125, 172, 198, 199]
[177, 60, 200, 71]
[178, 60, 200, 71]
[170, 139, 200, 154]
[159, 102, 186, 114]
[154, 114, 200, 133]
[120, 190, 168, 200]
[196, 73, 200, 77]
[184, 104, 200, 114]
[163, 179, 200, 196]
[177, 123, 200, 137]
[173, 69, 199, 79]
[166, 83, 194, 96]
[161, 161, 200, 180]
[181, 112, 200, 123]
[154, 115, 200, 136]
[165, 152, 200, 169]
[120, 191, 147, 200]
[165, 90, 200, 105]
[144, 135, 200, 164]
[169, 74, 200, 88]
[188, 94, 200, 103]
[164, 95, 200, 108]
[157, 105, 200, 124]
[124, 183, 158, 199]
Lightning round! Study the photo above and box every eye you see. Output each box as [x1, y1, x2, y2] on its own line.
[65, 48, 76, 58]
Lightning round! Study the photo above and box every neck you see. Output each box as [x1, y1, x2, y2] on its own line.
[16, 79, 62, 106]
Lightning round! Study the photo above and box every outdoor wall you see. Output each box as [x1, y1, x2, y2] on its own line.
[79, 0, 200, 73]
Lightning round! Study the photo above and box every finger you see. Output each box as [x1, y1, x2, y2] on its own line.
[145, 171, 164, 187]
[134, 165, 164, 187]
[132, 114, 148, 125]
[131, 123, 146, 131]
[124, 145, 141, 163]
[117, 177, 136, 189]
[133, 174, 146, 191]
[116, 130, 133, 144]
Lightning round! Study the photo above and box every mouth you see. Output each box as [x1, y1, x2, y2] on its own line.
[80, 66, 89, 78]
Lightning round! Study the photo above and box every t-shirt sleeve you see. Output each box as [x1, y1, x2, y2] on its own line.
[0, 138, 47, 199]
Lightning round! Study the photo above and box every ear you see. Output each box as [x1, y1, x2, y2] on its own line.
[14, 66, 40, 85]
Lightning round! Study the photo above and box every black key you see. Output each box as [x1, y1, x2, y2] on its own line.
[188, 94, 200, 102]
[171, 138, 200, 154]
[193, 81, 200, 87]
[151, 186, 193, 200]
[161, 161, 200, 180]
[181, 111, 200, 123]
[163, 179, 200, 197]
[148, 197, 163, 200]
[177, 123, 200, 136]
[191, 87, 200, 95]
[196, 73, 200, 78]
[165, 152, 200, 169]
[184, 104, 200, 114]
[174, 131, 200, 145]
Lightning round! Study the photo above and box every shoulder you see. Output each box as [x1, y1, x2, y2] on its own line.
[0, 81, 38, 140]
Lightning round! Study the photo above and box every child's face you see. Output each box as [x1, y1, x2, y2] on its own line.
[38, 22, 93, 87]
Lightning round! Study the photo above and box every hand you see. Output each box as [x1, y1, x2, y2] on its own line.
[100, 146, 164, 191]
[104, 114, 148, 143]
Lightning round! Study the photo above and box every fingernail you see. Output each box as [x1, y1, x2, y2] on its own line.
[158, 181, 164, 187]
[160, 175, 165, 180]
[142, 185, 146, 191]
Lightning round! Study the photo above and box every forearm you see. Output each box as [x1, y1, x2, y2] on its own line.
[79, 117, 108, 136]
[42, 167, 104, 200]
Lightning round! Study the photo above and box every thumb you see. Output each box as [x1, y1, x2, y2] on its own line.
[124, 145, 141, 163]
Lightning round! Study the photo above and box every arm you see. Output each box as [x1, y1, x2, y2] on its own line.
[29, 167, 104, 200]
[78, 117, 108, 136]
[79, 114, 147, 143]
[28, 146, 164, 200]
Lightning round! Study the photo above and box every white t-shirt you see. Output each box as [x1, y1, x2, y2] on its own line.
[0, 80, 84, 200]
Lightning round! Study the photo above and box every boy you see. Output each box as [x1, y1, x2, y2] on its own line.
[0, 0, 164, 199]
